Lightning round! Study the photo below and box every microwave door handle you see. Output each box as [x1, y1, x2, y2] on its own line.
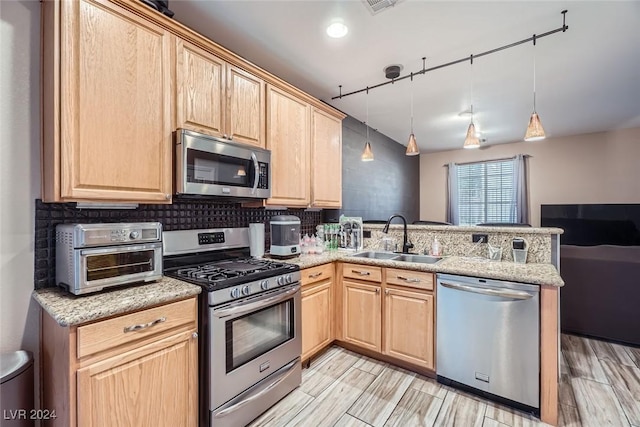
[250, 152, 259, 195]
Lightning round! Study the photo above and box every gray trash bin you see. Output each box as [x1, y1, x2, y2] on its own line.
[0, 351, 34, 427]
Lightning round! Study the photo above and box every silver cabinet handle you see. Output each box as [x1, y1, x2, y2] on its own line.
[440, 282, 535, 300]
[192, 332, 198, 339]
[308, 272, 323, 279]
[397, 275, 421, 283]
[123, 316, 166, 333]
[165, 194, 171, 200]
[385, 289, 389, 295]
[375, 288, 380, 294]
[351, 270, 370, 276]
[223, 134, 229, 139]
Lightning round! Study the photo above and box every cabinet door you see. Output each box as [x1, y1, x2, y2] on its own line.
[301, 279, 333, 361]
[384, 287, 434, 369]
[343, 280, 381, 352]
[227, 66, 265, 147]
[77, 330, 197, 427]
[176, 39, 226, 137]
[60, 0, 172, 202]
[311, 108, 342, 208]
[266, 85, 310, 206]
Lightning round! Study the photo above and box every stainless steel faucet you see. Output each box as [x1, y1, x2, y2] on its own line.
[382, 214, 414, 253]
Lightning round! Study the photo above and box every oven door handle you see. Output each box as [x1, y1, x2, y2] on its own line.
[213, 285, 300, 319]
[214, 358, 299, 419]
[250, 151, 259, 195]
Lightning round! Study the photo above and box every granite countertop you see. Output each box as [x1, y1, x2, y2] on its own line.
[364, 224, 564, 235]
[33, 277, 202, 327]
[282, 251, 564, 287]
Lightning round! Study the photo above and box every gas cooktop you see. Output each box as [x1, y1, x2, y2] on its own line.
[165, 257, 299, 292]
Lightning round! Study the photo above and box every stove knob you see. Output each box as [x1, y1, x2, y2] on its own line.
[230, 288, 240, 298]
[242, 285, 250, 296]
[129, 231, 140, 240]
[285, 274, 292, 284]
[261, 280, 269, 290]
[277, 277, 284, 286]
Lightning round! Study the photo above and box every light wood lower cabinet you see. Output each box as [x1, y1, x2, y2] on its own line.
[301, 264, 334, 361]
[384, 286, 434, 369]
[343, 279, 382, 352]
[339, 263, 435, 370]
[42, 297, 198, 427]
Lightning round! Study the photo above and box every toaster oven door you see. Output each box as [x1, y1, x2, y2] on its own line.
[73, 242, 163, 294]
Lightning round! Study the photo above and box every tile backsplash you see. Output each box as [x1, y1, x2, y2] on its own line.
[34, 199, 321, 289]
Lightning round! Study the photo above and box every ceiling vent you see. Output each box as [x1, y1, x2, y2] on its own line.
[362, 0, 402, 15]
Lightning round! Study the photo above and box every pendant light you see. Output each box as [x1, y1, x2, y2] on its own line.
[524, 34, 546, 141]
[405, 70, 420, 156]
[361, 88, 374, 161]
[463, 55, 480, 149]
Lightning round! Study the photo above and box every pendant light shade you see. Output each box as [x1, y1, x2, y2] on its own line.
[525, 112, 546, 141]
[525, 36, 546, 142]
[361, 141, 374, 161]
[406, 133, 419, 155]
[361, 91, 374, 161]
[463, 122, 480, 149]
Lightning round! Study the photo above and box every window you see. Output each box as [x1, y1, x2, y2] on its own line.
[453, 159, 519, 226]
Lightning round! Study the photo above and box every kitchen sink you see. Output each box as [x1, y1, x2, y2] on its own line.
[392, 254, 443, 264]
[350, 251, 399, 260]
[350, 251, 442, 264]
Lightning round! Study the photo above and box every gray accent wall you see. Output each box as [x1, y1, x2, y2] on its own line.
[324, 115, 420, 223]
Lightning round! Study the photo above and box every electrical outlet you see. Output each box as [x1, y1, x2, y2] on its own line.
[472, 233, 488, 243]
[363, 230, 371, 238]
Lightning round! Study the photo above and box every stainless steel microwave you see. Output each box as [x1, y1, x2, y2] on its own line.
[175, 129, 271, 199]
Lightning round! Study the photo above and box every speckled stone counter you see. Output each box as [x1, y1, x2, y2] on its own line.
[280, 252, 564, 287]
[33, 277, 202, 327]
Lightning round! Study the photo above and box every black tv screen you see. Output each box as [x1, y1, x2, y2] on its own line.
[541, 204, 640, 246]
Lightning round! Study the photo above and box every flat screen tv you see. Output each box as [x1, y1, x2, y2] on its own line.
[541, 204, 640, 246]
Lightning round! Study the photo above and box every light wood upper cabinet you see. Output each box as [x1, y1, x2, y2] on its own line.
[301, 264, 335, 362]
[311, 108, 343, 208]
[266, 85, 311, 206]
[176, 39, 226, 137]
[175, 40, 265, 148]
[343, 279, 382, 352]
[42, 0, 173, 203]
[226, 65, 265, 147]
[384, 286, 434, 369]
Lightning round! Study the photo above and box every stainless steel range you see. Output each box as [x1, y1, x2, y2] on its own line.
[163, 228, 301, 427]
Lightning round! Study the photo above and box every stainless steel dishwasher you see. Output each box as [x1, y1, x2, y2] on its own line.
[436, 273, 540, 414]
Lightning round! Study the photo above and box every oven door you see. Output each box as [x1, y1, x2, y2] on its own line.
[176, 129, 270, 198]
[209, 283, 301, 410]
[73, 242, 163, 294]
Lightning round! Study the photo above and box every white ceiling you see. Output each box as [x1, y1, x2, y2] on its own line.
[170, 1, 640, 153]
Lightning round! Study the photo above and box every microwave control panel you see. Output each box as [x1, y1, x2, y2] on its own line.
[257, 163, 269, 189]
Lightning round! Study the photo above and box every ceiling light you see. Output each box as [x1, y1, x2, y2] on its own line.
[524, 35, 546, 141]
[405, 61, 421, 156]
[327, 22, 348, 38]
[463, 57, 480, 149]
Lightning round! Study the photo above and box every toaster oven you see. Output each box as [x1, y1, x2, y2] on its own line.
[55, 223, 163, 295]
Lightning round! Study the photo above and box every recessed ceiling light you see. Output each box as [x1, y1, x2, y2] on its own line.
[327, 22, 348, 38]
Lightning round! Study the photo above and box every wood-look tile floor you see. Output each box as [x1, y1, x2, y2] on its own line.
[249, 334, 640, 427]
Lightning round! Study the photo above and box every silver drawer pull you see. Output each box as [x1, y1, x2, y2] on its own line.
[397, 275, 421, 283]
[123, 317, 166, 333]
[352, 270, 371, 276]
[308, 272, 323, 278]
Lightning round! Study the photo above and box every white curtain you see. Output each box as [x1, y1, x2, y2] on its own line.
[446, 162, 459, 225]
[512, 154, 529, 224]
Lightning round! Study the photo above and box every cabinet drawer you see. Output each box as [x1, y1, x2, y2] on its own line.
[386, 268, 434, 291]
[302, 263, 334, 287]
[342, 263, 382, 283]
[77, 298, 197, 358]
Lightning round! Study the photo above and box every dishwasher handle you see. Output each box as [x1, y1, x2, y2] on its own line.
[439, 281, 536, 300]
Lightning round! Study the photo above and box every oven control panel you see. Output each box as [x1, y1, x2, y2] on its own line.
[210, 270, 301, 306]
[198, 232, 225, 245]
